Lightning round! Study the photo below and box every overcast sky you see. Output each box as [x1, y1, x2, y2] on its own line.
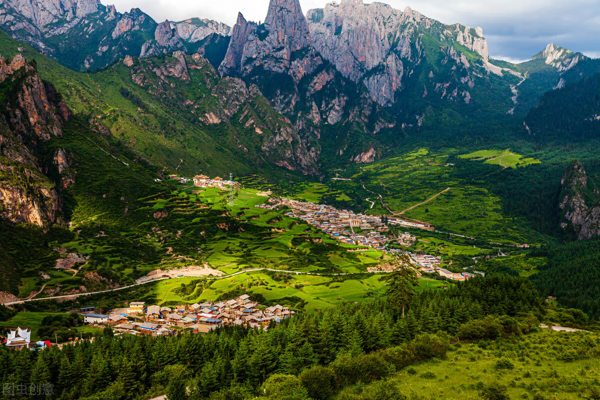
[108, 0, 600, 63]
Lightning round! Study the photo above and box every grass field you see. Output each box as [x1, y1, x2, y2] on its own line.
[0, 312, 59, 339]
[459, 149, 541, 169]
[328, 148, 551, 246]
[390, 330, 600, 400]
[143, 271, 450, 311]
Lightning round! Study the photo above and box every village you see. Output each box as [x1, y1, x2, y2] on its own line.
[254, 197, 474, 281]
[172, 175, 478, 283]
[82, 294, 293, 336]
[2, 294, 293, 350]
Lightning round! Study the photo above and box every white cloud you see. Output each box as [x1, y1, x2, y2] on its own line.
[107, 0, 600, 60]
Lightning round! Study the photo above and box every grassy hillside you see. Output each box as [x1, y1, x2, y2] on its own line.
[0, 30, 312, 178]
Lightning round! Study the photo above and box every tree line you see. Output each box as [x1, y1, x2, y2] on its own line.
[0, 276, 546, 400]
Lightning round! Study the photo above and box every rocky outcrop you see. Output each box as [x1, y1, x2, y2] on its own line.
[306, 0, 489, 107]
[532, 43, 582, 72]
[219, 0, 321, 82]
[219, 13, 257, 76]
[0, 54, 72, 227]
[2, 0, 99, 30]
[353, 147, 377, 163]
[140, 20, 184, 58]
[560, 161, 600, 241]
[173, 18, 230, 43]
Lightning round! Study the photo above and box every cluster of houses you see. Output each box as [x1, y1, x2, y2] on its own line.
[256, 197, 430, 252]
[166, 174, 241, 189]
[192, 175, 240, 189]
[81, 295, 293, 336]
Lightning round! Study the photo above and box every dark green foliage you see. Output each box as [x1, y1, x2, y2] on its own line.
[37, 314, 82, 341]
[299, 366, 337, 400]
[385, 256, 419, 316]
[532, 240, 600, 319]
[0, 304, 16, 322]
[494, 359, 515, 370]
[479, 382, 511, 400]
[526, 71, 600, 142]
[0, 277, 539, 399]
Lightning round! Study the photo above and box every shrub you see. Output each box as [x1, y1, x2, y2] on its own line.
[299, 366, 337, 400]
[260, 374, 310, 400]
[420, 371, 437, 379]
[332, 353, 393, 386]
[407, 333, 450, 360]
[479, 382, 511, 400]
[495, 359, 515, 370]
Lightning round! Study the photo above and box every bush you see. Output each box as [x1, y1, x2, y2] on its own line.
[299, 366, 337, 400]
[495, 359, 515, 370]
[479, 382, 511, 400]
[407, 333, 450, 360]
[259, 374, 310, 400]
[332, 353, 393, 386]
[420, 371, 437, 379]
[337, 380, 407, 400]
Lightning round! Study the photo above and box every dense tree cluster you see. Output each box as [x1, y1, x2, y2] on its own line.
[533, 240, 600, 320]
[0, 277, 543, 400]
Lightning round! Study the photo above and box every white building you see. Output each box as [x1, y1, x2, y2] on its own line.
[84, 314, 110, 324]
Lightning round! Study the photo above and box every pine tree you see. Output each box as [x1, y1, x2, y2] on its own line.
[346, 329, 364, 357]
[386, 255, 419, 317]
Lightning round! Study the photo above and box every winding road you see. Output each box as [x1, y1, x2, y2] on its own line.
[1, 269, 395, 307]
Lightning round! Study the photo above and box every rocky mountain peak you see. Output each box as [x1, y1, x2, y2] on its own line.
[264, 0, 312, 51]
[533, 43, 583, 72]
[219, 13, 256, 76]
[4, 0, 99, 29]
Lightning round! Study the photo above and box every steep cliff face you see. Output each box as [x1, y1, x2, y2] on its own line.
[531, 43, 582, 73]
[220, 0, 322, 82]
[306, 0, 490, 107]
[0, 53, 73, 227]
[560, 161, 600, 241]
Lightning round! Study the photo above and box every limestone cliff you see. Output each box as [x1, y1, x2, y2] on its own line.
[0, 53, 73, 227]
[560, 161, 600, 241]
[220, 0, 322, 83]
[306, 0, 489, 107]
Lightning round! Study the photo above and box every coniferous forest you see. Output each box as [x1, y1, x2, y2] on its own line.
[0, 277, 556, 400]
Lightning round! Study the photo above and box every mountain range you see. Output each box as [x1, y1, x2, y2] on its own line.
[1, 0, 600, 231]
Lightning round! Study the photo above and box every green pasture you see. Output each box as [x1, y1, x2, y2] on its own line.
[0, 312, 61, 340]
[144, 272, 450, 312]
[393, 330, 600, 400]
[459, 148, 541, 168]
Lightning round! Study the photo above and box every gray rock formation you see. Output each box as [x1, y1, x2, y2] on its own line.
[532, 43, 582, 72]
[306, 0, 490, 107]
[560, 161, 600, 241]
[219, 0, 321, 82]
[140, 20, 184, 58]
[2, 0, 99, 30]
[173, 18, 230, 43]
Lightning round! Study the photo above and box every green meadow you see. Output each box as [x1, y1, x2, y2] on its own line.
[460, 149, 541, 169]
[142, 271, 450, 311]
[389, 330, 600, 400]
